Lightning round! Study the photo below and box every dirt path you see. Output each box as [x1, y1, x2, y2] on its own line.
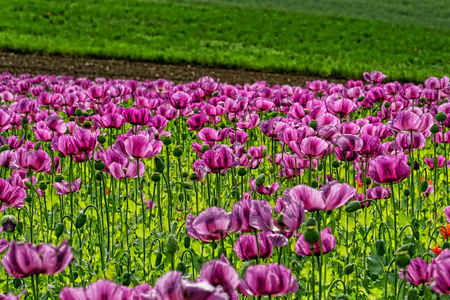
[0, 52, 347, 86]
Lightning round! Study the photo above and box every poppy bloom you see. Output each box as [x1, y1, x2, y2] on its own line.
[234, 232, 273, 261]
[51, 135, 81, 157]
[363, 71, 387, 83]
[200, 146, 240, 174]
[197, 128, 230, 144]
[390, 110, 433, 133]
[368, 154, 410, 185]
[187, 114, 207, 131]
[399, 257, 432, 286]
[170, 91, 191, 110]
[0, 150, 17, 170]
[93, 113, 126, 129]
[295, 227, 337, 256]
[200, 255, 240, 298]
[288, 181, 356, 211]
[59, 279, 133, 300]
[122, 107, 151, 126]
[238, 263, 298, 297]
[52, 178, 82, 195]
[430, 257, 450, 294]
[16, 148, 51, 173]
[0, 178, 26, 211]
[113, 135, 163, 160]
[249, 178, 280, 195]
[335, 134, 363, 152]
[2, 240, 73, 278]
[425, 156, 446, 169]
[289, 137, 329, 160]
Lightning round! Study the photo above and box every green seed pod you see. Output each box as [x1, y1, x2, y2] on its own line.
[189, 173, 199, 181]
[13, 278, 22, 289]
[24, 196, 32, 203]
[82, 112, 90, 117]
[55, 175, 64, 182]
[261, 148, 268, 157]
[122, 272, 131, 286]
[21, 117, 29, 126]
[74, 109, 83, 117]
[343, 264, 355, 275]
[39, 182, 48, 190]
[332, 161, 341, 168]
[94, 160, 106, 171]
[154, 156, 165, 172]
[194, 107, 199, 114]
[403, 189, 410, 197]
[97, 135, 106, 144]
[238, 168, 247, 176]
[430, 124, 440, 134]
[384, 102, 391, 108]
[1, 215, 17, 233]
[375, 239, 386, 256]
[311, 180, 319, 188]
[420, 180, 429, 192]
[365, 178, 372, 185]
[75, 213, 87, 229]
[155, 253, 163, 266]
[183, 182, 192, 190]
[24, 181, 33, 189]
[420, 96, 426, 103]
[200, 145, 210, 153]
[395, 253, 411, 268]
[406, 288, 419, 300]
[184, 236, 190, 248]
[345, 201, 361, 213]
[162, 137, 172, 146]
[173, 147, 183, 157]
[178, 192, 184, 201]
[357, 95, 365, 102]
[317, 164, 323, 172]
[16, 221, 24, 235]
[211, 241, 218, 249]
[304, 218, 320, 244]
[151, 173, 161, 182]
[182, 172, 189, 178]
[55, 223, 64, 238]
[95, 172, 103, 181]
[212, 91, 219, 97]
[82, 120, 92, 129]
[436, 112, 447, 122]
[176, 261, 187, 273]
[255, 174, 265, 187]
[308, 120, 317, 130]
[167, 234, 179, 254]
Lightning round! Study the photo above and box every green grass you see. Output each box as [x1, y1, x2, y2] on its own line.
[0, 0, 449, 82]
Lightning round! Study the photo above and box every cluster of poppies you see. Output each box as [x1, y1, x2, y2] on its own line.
[0, 70, 450, 299]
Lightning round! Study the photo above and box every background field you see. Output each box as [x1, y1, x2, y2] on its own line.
[0, 0, 448, 82]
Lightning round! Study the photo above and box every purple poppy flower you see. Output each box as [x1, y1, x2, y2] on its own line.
[0, 109, 11, 131]
[289, 137, 329, 160]
[368, 154, 411, 185]
[236, 113, 260, 130]
[94, 113, 126, 129]
[249, 178, 280, 195]
[399, 257, 432, 286]
[122, 107, 151, 126]
[51, 135, 81, 157]
[73, 127, 99, 153]
[170, 91, 191, 109]
[357, 134, 382, 157]
[234, 232, 273, 261]
[130, 283, 162, 300]
[60, 279, 133, 300]
[15, 148, 51, 173]
[238, 263, 298, 297]
[2, 240, 73, 278]
[326, 98, 357, 118]
[225, 97, 248, 114]
[288, 181, 356, 211]
[425, 156, 446, 169]
[367, 186, 390, 200]
[430, 258, 450, 294]
[45, 115, 67, 134]
[200, 255, 240, 298]
[0, 150, 17, 169]
[201, 146, 240, 174]
[393, 132, 426, 151]
[197, 128, 230, 143]
[0, 240, 9, 253]
[444, 206, 450, 223]
[390, 110, 433, 132]
[335, 134, 363, 152]
[279, 200, 305, 234]
[0, 291, 25, 300]
[260, 118, 289, 140]
[363, 71, 387, 83]
[107, 160, 145, 180]
[186, 207, 237, 243]
[187, 114, 207, 131]
[249, 200, 275, 232]
[295, 227, 337, 256]
[113, 135, 163, 160]
[249, 98, 275, 112]
[52, 178, 82, 195]
[267, 234, 289, 247]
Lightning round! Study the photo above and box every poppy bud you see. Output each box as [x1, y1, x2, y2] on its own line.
[97, 135, 106, 144]
[162, 137, 172, 146]
[39, 182, 47, 190]
[406, 288, 418, 300]
[395, 252, 411, 268]
[154, 156, 165, 172]
[75, 213, 87, 229]
[95, 172, 103, 181]
[317, 92, 323, 98]
[182, 172, 189, 178]
[420, 97, 426, 102]
[155, 253, 163, 266]
[436, 112, 447, 122]
[75, 109, 83, 116]
[94, 160, 105, 171]
[13, 278, 22, 289]
[430, 124, 440, 134]
[24, 181, 33, 189]
[183, 182, 192, 190]
[176, 261, 187, 273]
[357, 95, 365, 102]
[403, 189, 410, 196]
[201, 145, 210, 153]
[375, 239, 386, 256]
[420, 180, 429, 192]
[365, 178, 371, 185]
[82, 112, 90, 117]
[317, 164, 323, 171]
[122, 272, 131, 286]
[69, 116, 75, 122]
[178, 192, 184, 201]
[55, 223, 64, 237]
[184, 236, 190, 248]
[311, 180, 318, 188]
[308, 120, 317, 130]
[33, 142, 42, 151]
[82, 120, 92, 129]
[167, 234, 179, 253]
[55, 175, 64, 182]
[1, 215, 17, 233]
[304, 218, 320, 244]
[194, 107, 199, 114]
[255, 174, 265, 187]
[332, 161, 341, 168]
[384, 102, 391, 108]
[343, 264, 355, 275]
[151, 173, 161, 182]
[173, 146, 183, 157]
[21, 117, 29, 126]
[189, 173, 199, 181]
[211, 241, 218, 249]
[212, 91, 219, 97]
[414, 161, 420, 171]
[345, 201, 361, 213]
[24, 196, 32, 203]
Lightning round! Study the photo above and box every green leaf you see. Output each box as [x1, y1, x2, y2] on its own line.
[367, 251, 384, 280]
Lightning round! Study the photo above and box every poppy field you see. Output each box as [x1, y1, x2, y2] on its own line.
[0, 71, 449, 299]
